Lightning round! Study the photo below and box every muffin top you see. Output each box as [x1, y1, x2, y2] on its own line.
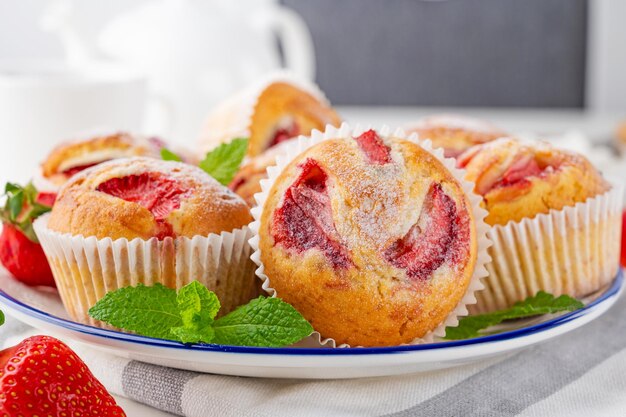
[406, 114, 506, 158]
[48, 157, 252, 240]
[458, 137, 611, 226]
[41, 132, 164, 186]
[199, 78, 341, 157]
[259, 129, 477, 346]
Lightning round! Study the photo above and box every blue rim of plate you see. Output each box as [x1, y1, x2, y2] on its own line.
[0, 269, 622, 356]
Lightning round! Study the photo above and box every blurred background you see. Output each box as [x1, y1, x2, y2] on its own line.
[0, 0, 625, 180]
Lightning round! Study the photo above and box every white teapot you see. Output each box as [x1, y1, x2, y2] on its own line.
[98, 0, 315, 146]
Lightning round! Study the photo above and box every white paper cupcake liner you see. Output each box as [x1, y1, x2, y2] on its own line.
[34, 215, 257, 328]
[197, 70, 334, 155]
[247, 123, 492, 347]
[470, 181, 624, 314]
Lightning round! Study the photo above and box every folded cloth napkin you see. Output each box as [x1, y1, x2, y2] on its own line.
[3, 290, 626, 417]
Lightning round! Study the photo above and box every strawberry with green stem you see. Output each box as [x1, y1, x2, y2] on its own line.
[0, 182, 56, 286]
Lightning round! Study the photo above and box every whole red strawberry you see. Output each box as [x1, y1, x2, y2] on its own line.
[0, 183, 56, 286]
[0, 335, 126, 417]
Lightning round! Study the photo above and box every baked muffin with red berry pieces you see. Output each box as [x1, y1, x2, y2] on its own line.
[458, 138, 611, 225]
[458, 138, 622, 313]
[405, 114, 506, 158]
[40, 132, 165, 188]
[198, 76, 341, 157]
[256, 128, 488, 347]
[35, 157, 257, 326]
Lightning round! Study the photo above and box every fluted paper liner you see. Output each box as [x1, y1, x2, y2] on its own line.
[248, 123, 492, 347]
[470, 182, 623, 314]
[34, 215, 257, 328]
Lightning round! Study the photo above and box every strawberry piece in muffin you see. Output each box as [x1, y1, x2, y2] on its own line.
[260, 129, 477, 347]
[97, 173, 189, 239]
[271, 159, 352, 269]
[384, 183, 470, 281]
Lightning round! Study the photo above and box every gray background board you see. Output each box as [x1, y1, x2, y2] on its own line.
[283, 0, 588, 107]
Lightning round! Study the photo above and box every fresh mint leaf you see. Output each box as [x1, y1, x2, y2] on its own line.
[89, 284, 182, 340]
[0, 309, 4, 326]
[199, 138, 248, 186]
[170, 281, 221, 344]
[445, 291, 584, 340]
[161, 148, 183, 162]
[212, 297, 313, 347]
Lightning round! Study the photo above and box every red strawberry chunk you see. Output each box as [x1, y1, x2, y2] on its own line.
[269, 121, 300, 148]
[496, 154, 544, 188]
[384, 183, 470, 281]
[36, 191, 57, 207]
[354, 130, 391, 165]
[62, 161, 103, 177]
[97, 173, 188, 239]
[0, 335, 126, 417]
[271, 159, 352, 269]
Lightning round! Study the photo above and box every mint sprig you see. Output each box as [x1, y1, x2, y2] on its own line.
[161, 148, 183, 162]
[88, 281, 313, 347]
[445, 291, 584, 340]
[199, 138, 248, 186]
[1, 182, 53, 242]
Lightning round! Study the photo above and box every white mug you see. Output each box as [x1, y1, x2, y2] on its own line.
[0, 60, 147, 184]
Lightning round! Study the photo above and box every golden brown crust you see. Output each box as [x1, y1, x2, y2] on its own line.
[406, 114, 506, 158]
[259, 135, 477, 346]
[460, 138, 611, 226]
[48, 157, 252, 240]
[41, 132, 162, 186]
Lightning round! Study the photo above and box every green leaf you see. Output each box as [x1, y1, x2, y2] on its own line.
[170, 281, 221, 344]
[445, 291, 584, 340]
[212, 297, 313, 347]
[8, 190, 23, 221]
[88, 284, 182, 340]
[161, 148, 183, 162]
[1, 182, 52, 242]
[199, 138, 248, 185]
[0, 309, 4, 326]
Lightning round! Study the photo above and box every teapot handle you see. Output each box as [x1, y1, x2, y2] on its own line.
[272, 6, 316, 80]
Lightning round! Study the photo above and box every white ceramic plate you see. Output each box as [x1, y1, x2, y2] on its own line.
[0, 269, 622, 379]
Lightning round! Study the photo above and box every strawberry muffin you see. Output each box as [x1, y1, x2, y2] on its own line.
[198, 76, 341, 157]
[405, 114, 506, 158]
[40, 132, 164, 188]
[256, 128, 487, 347]
[35, 157, 257, 326]
[459, 138, 622, 312]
